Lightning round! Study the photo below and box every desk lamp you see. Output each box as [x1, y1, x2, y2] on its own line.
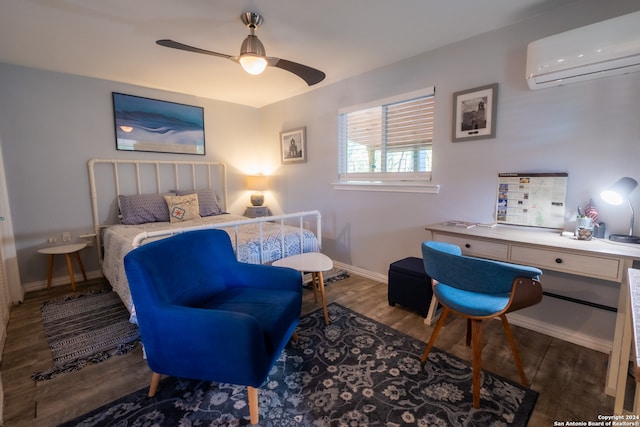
[246, 174, 268, 206]
[600, 177, 640, 243]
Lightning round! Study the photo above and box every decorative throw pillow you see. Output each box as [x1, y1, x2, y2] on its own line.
[119, 193, 175, 225]
[176, 189, 224, 216]
[164, 194, 201, 223]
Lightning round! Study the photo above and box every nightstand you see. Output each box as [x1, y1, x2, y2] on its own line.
[245, 206, 270, 218]
[38, 242, 88, 291]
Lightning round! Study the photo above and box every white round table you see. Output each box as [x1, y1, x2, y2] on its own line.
[273, 252, 333, 325]
[38, 242, 87, 291]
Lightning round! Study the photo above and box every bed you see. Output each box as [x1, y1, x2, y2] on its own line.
[88, 159, 321, 323]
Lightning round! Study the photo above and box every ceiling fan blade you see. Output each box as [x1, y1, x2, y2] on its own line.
[268, 58, 326, 86]
[156, 38, 326, 86]
[156, 39, 232, 59]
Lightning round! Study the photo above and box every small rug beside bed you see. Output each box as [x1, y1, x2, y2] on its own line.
[32, 289, 140, 381]
[31, 271, 347, 382]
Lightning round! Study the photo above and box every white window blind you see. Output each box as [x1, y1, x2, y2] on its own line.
[338, 87, 435, 184]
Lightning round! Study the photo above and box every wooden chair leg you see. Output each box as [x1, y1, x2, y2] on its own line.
[148, 372, 161, 397]
[421, 307, 450, 363]
[75, 250, 88, 281]
[466, 318, 472, 347]
[64, 253, 77, 291]
[311, 272, 319, 303]
[248, 386, 259, 425]
[501, 314, 528, 387]
[317, 270, 329, 325]
[291, 331, 299, 342]
[46, 254, 54, 289]
[471, 319, 483, 409]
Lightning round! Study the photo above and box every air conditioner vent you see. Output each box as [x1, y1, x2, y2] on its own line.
[526, 11, 640, 90]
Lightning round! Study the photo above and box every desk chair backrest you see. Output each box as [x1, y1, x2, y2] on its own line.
[422, 241, 542, 296]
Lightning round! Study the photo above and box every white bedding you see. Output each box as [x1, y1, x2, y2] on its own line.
[102, 213, 319, 323]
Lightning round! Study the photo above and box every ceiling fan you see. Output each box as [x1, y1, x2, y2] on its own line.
[156, 12, 326, 86]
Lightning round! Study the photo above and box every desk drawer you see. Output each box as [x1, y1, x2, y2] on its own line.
[433, 234, 509, 261]
[510, 245, 621, 281]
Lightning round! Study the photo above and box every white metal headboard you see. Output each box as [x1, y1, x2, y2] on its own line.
[88, 158, 227, 259]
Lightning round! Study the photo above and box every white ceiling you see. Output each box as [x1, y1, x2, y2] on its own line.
[0, 0, 574, 108]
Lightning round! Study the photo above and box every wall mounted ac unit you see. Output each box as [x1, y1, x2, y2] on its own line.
[526, 11, 640, 90]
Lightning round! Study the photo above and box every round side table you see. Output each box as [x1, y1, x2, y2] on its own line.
[38, 242, 88, 291]
[273, 252, 333, 325]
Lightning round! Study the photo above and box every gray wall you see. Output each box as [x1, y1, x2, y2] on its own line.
[0, 67, 261, 286]
[0, 0, 639, 293]
[256, 0, 640, 350]
[261, 0, 640, 274]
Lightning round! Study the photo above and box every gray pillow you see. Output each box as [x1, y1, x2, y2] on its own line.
[176, 190, 224, 216]
[119, 193, 175, 225]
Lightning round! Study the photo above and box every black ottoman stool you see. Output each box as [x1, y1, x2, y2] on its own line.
[388, 257, 433, 318]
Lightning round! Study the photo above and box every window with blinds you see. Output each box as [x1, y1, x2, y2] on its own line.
[338, 87, 434, 183]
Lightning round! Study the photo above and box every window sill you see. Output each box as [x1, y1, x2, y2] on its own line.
[332, 181, 440, 194]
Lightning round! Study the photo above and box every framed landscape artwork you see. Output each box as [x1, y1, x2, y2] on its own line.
[452, 83, 498, 142]
[280, 127, 307, 164]
[113, 92, 205, 155]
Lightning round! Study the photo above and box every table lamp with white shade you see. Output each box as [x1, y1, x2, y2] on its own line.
[600, 176, 640, 244]
[246, 174, 268, 206]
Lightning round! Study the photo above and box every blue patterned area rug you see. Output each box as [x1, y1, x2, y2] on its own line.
[32, 289, 140, 381]
[59, 303, 537, 426]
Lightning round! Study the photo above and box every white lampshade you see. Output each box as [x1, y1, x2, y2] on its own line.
[239, 55, 268, 75]
[600, 176, 639, 243]
[601, 177, 638, 205]
[246, 174, 268, 191]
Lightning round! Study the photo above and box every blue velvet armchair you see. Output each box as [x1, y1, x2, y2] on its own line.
[420, 241, 543, 408]
[123, 229, 302, 425]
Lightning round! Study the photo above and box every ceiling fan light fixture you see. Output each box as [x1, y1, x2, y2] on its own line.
[239, 55, 268, 75]
[156, 11, 326, 86]
[239, 54, 267, 76]
[239, 33, 267, 75]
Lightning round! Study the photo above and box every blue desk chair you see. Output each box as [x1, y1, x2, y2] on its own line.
[124, 229, 302, 425]
[420, 241, 542, 408]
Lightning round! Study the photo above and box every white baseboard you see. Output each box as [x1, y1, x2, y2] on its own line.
[22, 269, 104, 293]
[507, 312, 612, 354]
[333, 261, 387, 283]
[333, 261, 611, 354]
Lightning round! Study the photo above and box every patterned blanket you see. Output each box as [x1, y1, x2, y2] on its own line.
[102, 213, 319, 323]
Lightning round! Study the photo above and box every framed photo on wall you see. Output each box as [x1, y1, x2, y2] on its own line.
[280, 127, 307, 164]
[113, 92, 205, 155]
[452, 83, 498, 142]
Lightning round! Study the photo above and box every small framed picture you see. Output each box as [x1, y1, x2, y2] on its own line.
[452, 83, 498, 142]
[280, 127, 307, 164]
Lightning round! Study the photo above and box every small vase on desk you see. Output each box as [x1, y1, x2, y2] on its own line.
[575, 217, 593, 240]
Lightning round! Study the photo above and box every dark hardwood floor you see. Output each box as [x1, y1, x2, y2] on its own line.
[1, 274, 622, 426]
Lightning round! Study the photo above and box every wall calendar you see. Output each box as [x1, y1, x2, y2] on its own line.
[496, 172, 568, 229]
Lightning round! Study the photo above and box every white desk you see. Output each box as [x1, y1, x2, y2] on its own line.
[425, 223, 640, 398]
[615, 268, 640, 413]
